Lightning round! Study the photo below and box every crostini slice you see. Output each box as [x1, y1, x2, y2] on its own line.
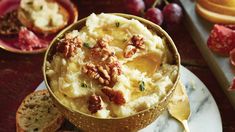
[16, 90, 64, 132]
[18, 0, 69, 35]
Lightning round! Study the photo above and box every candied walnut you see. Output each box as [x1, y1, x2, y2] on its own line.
[107, 56, 122, 83]
[131, 35, 145, 49]
[97, 65, 111, 80]
[106, 61, 122, 84]
[110, 67, 119, 83]
[124, 35, 145, 58]
[91, 37, 114, 61]
[108, 61, 122, 84]
[107, 59, 122, 75]
[97, 65, 111, 85]
[82, 63, 100, 79]
[83, 61, 121, 86]
[124, 45, 137, 58]
[107, 55, 117, 64]
[101, 86, 126, 105]
[88, 94, 103, 114]
[85, 36, 122, 86]
[96, 37, 109, 48]
[56, 33, 83, 58]
[100, 48, 114, 61]
[83, 63, 110, 85]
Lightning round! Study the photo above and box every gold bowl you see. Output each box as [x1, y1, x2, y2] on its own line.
[43, 13, 181, 132]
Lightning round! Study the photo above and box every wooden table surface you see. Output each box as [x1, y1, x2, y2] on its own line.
[0, 0, 234, 131]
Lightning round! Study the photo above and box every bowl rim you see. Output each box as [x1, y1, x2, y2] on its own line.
[43, 13, 181, 120]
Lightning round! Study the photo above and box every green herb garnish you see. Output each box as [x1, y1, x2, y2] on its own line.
[40, 6, 43, 10]
[83, 43, 90, 48]
[26, 2, 33, 5]
[115, 22, 120, 27]
[139, 81, 145, 91]
[81, 83, 88, 88]
[123, 38, 127, 42]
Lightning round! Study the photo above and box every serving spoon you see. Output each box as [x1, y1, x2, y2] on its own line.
[168, 81, 190, 132]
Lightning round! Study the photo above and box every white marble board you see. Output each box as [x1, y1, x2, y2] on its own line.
[37, 66, 222, 132]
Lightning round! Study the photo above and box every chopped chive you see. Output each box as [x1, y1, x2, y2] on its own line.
[26, 2, 33, 5]
[81, 83, 88, 88]
[115, 22, 120, 27]
[83, 43, 90, 48]
[139, 81, 145, 91]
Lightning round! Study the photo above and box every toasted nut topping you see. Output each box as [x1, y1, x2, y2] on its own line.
[83, 61, 121, 86]
[108, 60, 122, 76]
[91, 37, 114, 61]
[101, 86, 126, 105]
[56, 33, 83, 58]
[124, 45, 137, 58]
[124, 35, 145, 58]
[131, 35, 145, 49]
[84, 36, 122, 86]
[97, 65, 110, 80]
[82, 63, 99, 79]
[96, 37, 109, 48]
[88, 94, 103, 114]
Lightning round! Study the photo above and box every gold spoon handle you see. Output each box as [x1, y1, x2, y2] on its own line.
[182, 120, 190, 132]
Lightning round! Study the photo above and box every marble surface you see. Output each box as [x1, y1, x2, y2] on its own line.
[37, 66, 222, 132]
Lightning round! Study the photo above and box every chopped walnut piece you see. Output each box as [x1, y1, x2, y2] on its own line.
[101, 86, 126, 105]
[101, 48, 114, 61]
[56, 33, 83, 58]
[91, 37, 114, 61]
[108, 60, 122, 75]
[110, 67, 119, 83]
[88, 94, 103, 114]
[131, 35, 145, 49]
[124, 45, 137, 58]
[82, 63, 100, 79]
[124, 35, 145, 58]
[83, 62, 121, 86]
[82, 63, 110, 85]
[97, 65, 111, 80]
[108, 61, 122, 82]
[96, 37, 109, 48]
[84, 36, 122, 86]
